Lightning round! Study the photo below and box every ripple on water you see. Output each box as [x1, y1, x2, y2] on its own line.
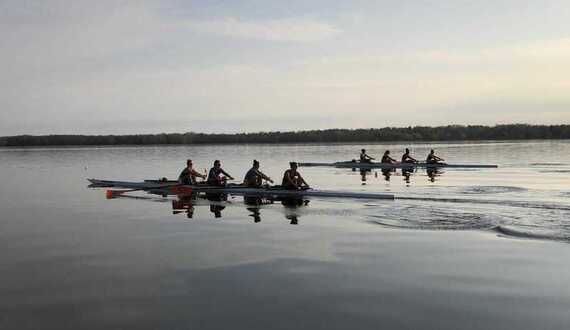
[529, 162, 566, 166]
[366, 201, 570, 243]
[493, 226, 570, 243]
[460, 185, 528, 194]
[366, 204, 500, 231]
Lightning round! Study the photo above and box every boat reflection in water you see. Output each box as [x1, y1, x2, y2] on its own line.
[169, 192, 309, 224]
[350, 166, 445, 185]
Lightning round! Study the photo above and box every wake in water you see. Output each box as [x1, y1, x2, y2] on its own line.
[367, 198, 570, 243]
[458, 185, 528, 194]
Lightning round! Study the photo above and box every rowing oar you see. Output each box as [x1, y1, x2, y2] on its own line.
[106, 184, 193, 199]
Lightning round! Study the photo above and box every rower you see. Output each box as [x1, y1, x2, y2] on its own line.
[360, 149, 375, 163]
[401, 148, 418, 163]
[381, 150, 397, 164]
[207, 160, 234, 186]
[282, 162, 309, 190]
[244, 159, 274, 188]
[426, 149, 445, 164]
[178, 159, 206, 185]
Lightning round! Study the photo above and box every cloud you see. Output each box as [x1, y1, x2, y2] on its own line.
[184, 17, 341, 42]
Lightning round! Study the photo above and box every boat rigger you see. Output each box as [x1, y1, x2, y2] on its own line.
[88, 179, 395, 200]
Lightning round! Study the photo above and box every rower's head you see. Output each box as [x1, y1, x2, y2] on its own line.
[430, 149, 434, 154]
[289, 161, 298, 170]
[361, 149, 366, 153]
[384, 150, 390, 155]
[253, 159, 259, 169]
[405, 148, 410, 154]
[214, 160, 221, 167]
[186, 159, 193, 167]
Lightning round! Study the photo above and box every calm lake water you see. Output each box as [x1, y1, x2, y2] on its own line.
[1, 140, 570, 329]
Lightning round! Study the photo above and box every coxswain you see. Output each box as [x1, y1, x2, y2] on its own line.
[401, 148, 418, 163]
[381, 150, 397, 164]
[359, 149, 375, 163]
[207, 160, 234, 186]
[243, 159, 274, 188]
[178, 159, 206, 185]
[426, 149, 445, 164]
[282, 162, 309, 190]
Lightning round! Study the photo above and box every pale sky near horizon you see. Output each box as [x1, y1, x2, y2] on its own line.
[1, 0, 570, 135]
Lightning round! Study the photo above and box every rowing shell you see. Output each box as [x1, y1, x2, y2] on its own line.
[88, 179, 394, 200]
[298, 161, 498, 169]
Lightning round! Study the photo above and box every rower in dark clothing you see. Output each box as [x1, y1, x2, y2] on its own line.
[207, 160, 234, 186]
[244, 160, 274, 188]
[381, 150, 397, 164]
[359, 149, 375, 163]
[426, 149, 445, 164]
[282, 162, 309, 190]
[178, 159, 206, 185]
[401, 148, 418, 163]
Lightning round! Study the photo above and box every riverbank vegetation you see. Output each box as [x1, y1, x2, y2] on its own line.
[1, 124, 569, 146]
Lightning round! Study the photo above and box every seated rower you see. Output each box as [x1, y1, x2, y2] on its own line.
[359, 149, 375, 163]
[244, 159, 274, 188]
[401, 148, 418, 163]
[426, 149, 445, 164]
[381, 150, 397, 164]
[207, 160, 234, 186]
[282, 162, 309, 190]
[178, 159, 206, 185]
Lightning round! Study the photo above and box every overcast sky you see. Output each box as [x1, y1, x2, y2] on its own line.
[1, 0, 569, 135]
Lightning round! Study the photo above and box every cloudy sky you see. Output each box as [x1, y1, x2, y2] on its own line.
[1, 0, 569, 135]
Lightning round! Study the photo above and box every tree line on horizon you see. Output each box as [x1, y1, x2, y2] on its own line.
[1, 124, 569, 147]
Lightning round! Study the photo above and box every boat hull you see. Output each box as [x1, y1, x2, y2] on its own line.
[88, 179, 394, 200]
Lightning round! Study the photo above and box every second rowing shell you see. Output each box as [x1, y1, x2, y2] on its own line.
[298, 161, 498, 169]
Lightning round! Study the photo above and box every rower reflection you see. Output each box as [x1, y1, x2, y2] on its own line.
[402, 168, 413, 185]
[381, 169, 393, 181]
[172, 196, 195, 218]
[281, 197, 309, 225]
[206, 192, 227, 218]
[360, 168, 372, 184]
[244, 196, 274, 223]
[427, 168, 443, 182]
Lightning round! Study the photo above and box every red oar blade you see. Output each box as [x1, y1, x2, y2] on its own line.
[169, 186, 193, 195]
[106, 189, 135, 199]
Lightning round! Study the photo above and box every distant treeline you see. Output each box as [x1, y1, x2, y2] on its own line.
[1, 124, 570, 147]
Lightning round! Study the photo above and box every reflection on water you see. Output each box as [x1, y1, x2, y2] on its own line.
[167, 192, 310, 224]
[355, 167, 446, 185]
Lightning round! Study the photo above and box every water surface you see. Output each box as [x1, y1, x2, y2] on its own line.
[1, 140, 569, 329]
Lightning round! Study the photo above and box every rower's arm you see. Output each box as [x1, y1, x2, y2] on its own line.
[220, 169, 234, 180]
[191, 168, 206, 179]
[258, 170, 273, 183]
[298, 173, 309, 187]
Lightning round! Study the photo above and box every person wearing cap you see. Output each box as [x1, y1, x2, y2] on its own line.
[359, 149, 375, 163]
[244, 160, 274, 188]
[282, 162, 309, 190]
[207, 160, 234, 186]
[178, 159, 206, 185]
[401, 148, 418, 163]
